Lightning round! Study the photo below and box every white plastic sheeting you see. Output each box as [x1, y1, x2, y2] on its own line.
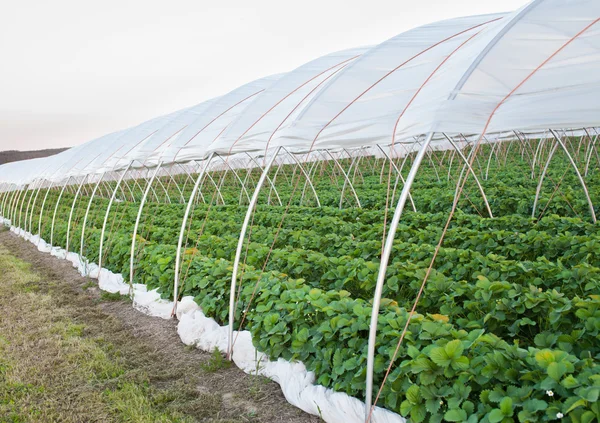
[267, 13, 506, 152]
[396, 0, 600, 140]
[2, 0, 600, 185]
[7, 225, 404, 423]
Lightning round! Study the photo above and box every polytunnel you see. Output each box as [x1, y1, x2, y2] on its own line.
[2, 0, 600, 422]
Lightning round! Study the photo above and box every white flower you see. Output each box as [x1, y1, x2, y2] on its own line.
[546, 390, 554, 397]
[556, 412, 564, 419]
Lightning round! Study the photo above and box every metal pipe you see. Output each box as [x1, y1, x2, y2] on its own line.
[376, 145, 416, 213]
[532, 141, 559, 219]
[365, 132, 433, 422]
[11, 186, 27, 228]
[326, 150, 362, 208]
[584, 129, 599, 177]
[0, 186, 10, 218]
[550, 129, 597, 223]
[79, 174, 106, 259]
[245, 153, 283, 207]
[65, 176, 90, 252]
[284, 148, 321, 207]
[227, 146, 282, 359]
[485, 141, 499, 181]
[443, 133, 493, 218]
[10, 186, 25, 224]
[50, 178, 72, 247]
[172, 153, 216, 316]
[339, 152, 361, 209]
[37, 180, 61, 244]
[27, 179, 46, 234]
[130, 162, 163, 289]
[18, 183, 36, 231]
[98, 162, 133, 272]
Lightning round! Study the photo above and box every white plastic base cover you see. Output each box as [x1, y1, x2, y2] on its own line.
[3, 221, 404, 423]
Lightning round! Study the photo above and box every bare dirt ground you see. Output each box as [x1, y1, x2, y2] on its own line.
[0, 228, 319, 423]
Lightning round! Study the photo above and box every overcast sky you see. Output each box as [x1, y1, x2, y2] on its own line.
[0, 0, 527, 151]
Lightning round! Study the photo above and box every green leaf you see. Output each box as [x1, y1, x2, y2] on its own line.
[561, 375, 580, 389]
[400, 400, 412, 416]
[296, 327, 309, 343]
[444, 409, 467, 422]
[565, 399, 587, 414]
[462, 401, 475, 414]
[488, 409, 505, 423]
[488, 390, 505, 403]
[522, 399, 547, 413]
[535, 350, 556, 368]
[444, 339, 464, 359]
[499, 397, 513, 416]
[547, 362, 567, 381]
[406, 385, 421, 405]
[429, 347, 451, 367]
[426, 399, 441, 414]
[579, 387, 600, 402]
[410, 404, 427, 423]
[452, 356, 470, 371]
[581, 411, 596, 423]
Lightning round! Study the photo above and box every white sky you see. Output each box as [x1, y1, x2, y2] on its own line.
[0, 0, 527, 151]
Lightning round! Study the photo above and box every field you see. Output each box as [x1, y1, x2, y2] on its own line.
[3, 140, 600, 422]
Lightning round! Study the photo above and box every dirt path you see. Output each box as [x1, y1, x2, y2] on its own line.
[0, 228, 319, 423]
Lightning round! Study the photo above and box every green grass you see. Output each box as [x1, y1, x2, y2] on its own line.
[0, 244, 193, 423]
[200, 348, 232, 373]
[100, 290, 130, 302]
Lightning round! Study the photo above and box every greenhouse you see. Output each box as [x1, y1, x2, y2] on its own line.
[1, 0, 600, 421]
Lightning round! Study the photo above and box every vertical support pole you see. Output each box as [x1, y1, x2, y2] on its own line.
[172, 152, 216, 316]
[245, 153, 283, 206]
[28, 180, 46, 234]
[9, 187, 23, 224]
[376, 145, 416, 213]
[98, 162, 133, 272]
[443, 133, 493, 218]
[365, 132, 433, 422]
[325, 150, 362, 208]
[284, 148, 321, 208]
[584, 129, 599, 177]
[300, 157, 321, 206]
[3, 187, 13, 220]
[12, 187, 24, 224]
[0, 186, 9, 218]
[37, 180, 60, 244]
[17, 184, 34, 230]
[339, 152, 361, 209]
[532, 136, 547, 179]
[6, 187, 17, 222]
[532, 141, 559, 219]
[218, 157, 251, 204]
[130, 162, 163, 288]
[79, 174, 105, 258]
[3, 187, 15, 222]
[228, 146, 282, 359]
[485, 141, 499, 181]
[65, 176, 90, 252]
[50, 178, 73, 247]
[12, 186, 27, 228]
[550, 129, 597, 223]
[204, 171, 226, 205]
